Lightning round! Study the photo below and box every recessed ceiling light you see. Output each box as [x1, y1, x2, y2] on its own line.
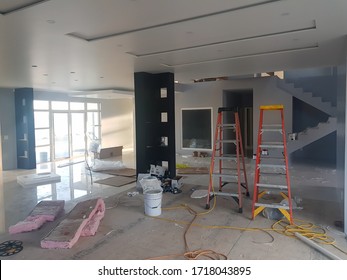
[174, 80, 179, 83]
[70, 71, 75, 74]
[100, 76, 104, 79]
[31, 65, 38, 68]
[74, 79, 78, 82]
[43, 74, 48, 76]
[46, 20, 56, 24]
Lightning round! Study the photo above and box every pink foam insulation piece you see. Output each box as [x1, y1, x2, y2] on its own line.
[40, 198, 105, 249]
[9, 200, 65, 234]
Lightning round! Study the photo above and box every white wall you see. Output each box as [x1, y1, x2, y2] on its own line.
[100, 98, 134, 152]
[175, 77, 293, 155]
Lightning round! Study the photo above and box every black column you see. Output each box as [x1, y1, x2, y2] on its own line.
[14, 88, 36, 169]
[134, 72, 176, 178]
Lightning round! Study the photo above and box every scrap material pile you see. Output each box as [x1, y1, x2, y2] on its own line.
[41, 198, 105, 249]
[9, 200, 65, 234]
[8, 198, 105, 249]
[138, 164, 183, 194]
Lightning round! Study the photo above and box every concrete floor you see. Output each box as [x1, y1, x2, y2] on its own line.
[0, 151, 346, 260]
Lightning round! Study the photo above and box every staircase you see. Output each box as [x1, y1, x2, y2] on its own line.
[277, 78, 336, 117]
[276, 77, 337, 153]
[287, 117, 337, 153]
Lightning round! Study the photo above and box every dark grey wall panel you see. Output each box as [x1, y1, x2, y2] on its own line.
[134, 72, 176, 178]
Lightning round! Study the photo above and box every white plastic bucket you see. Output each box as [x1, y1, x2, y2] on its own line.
[144, 189, 163, 216]
[140, 176, 161, 193]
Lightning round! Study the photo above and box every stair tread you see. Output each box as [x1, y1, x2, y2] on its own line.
[277, 79, 336, 117]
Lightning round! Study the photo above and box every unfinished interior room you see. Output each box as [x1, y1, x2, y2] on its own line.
[0, 0, 347, 262]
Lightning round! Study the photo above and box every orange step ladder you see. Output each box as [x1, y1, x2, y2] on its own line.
[252, 105, 294, 224]
[206, 107, 249, 213]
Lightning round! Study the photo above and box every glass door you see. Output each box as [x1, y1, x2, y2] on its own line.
[53, 113, 70, 159]
[71, 113, 86, 157]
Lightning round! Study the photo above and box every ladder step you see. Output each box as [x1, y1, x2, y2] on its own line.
[258, 164, 286, 169]
[214, 155, 237, 160]
[254, 203, 290, 210]
[261, 128, 283, 132]
[260, 142, 284, 148]
[217, 140, 237, 144]
[256, 183, 288, 190]
[212, 173, 238, 179]
[213, 192, 239, 198]
[218, 123, 236, 128]
[262, 124, 282, 127]
[260, 105, 284, 110]
[218, 124, 236, 128]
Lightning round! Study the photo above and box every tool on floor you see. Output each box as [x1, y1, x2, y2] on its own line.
[252, 105, 294, 224]
[206, 107, 249, 213]
[0, 240, 23, 257]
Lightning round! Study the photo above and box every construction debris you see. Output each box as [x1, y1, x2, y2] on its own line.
[41, 198, 105, 249]
[9, 200, 65, 234]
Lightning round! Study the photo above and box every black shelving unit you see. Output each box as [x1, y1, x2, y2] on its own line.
[134, 72, 176, 178]
[14, 88, 36, 169]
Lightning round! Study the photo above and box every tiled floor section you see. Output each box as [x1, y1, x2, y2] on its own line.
[0, 152, 346, 260]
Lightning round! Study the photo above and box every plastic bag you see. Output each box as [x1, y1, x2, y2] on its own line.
[90, 159, 125, 171]
[140, 176, 162, 194]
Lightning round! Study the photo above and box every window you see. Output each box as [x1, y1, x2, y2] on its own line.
[34, 100, 49, 110]
[52, 101, 68, 110]
[34, 100, 101, 163]
[181, 108, 212, 150]
[34, 112, 49, 128]
[70, 102, 85, 110]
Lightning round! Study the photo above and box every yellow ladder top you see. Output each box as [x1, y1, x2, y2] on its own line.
[260, 104, 284, 110]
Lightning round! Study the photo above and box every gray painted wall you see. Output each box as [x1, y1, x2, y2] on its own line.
[284, 67, 339, 164]
[175, 77, 293, 155]
[336, 54, 347, 235]
[285, 67, 337, 106]
[0, 88, 17, 170]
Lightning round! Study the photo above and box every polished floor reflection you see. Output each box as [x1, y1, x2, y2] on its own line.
[0, 152, 136, 233]
[0, 152, 346, 260]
